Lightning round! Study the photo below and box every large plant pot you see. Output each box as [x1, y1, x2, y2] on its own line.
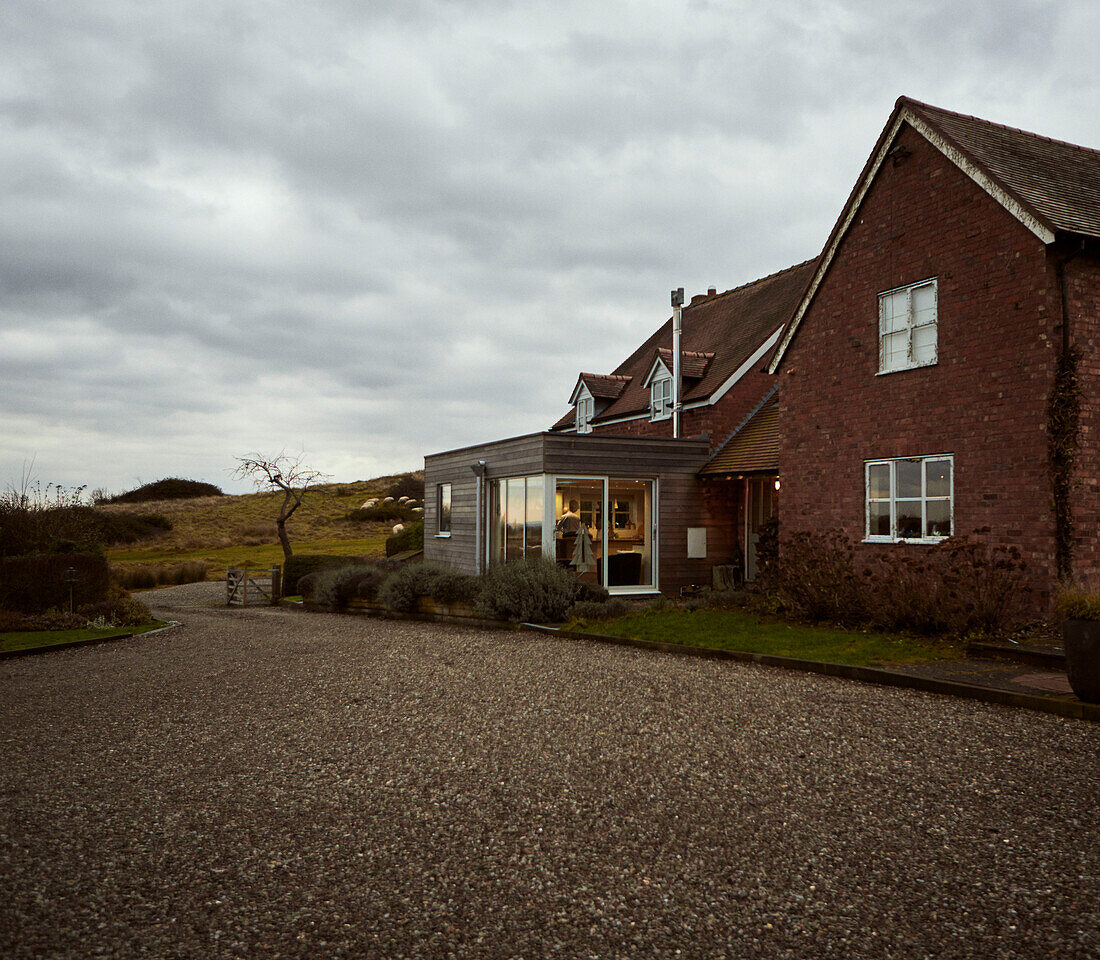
[1062, 619, 1100, 703]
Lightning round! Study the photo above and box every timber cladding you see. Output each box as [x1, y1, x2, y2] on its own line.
[423, 432, 718, 588]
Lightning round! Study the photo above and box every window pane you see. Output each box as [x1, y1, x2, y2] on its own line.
[868, 463, 891, 500]
[438, 483, 451, 533]
[525, 476, 543, 557]
[925, 459, 951, 498]
[926, 500, 952, 538]
[489, 480, 504, 566]
[556, 478, 603, 586]
[608, 479, 652, 587]
[506, 478, 524, 561]
[868, 501, 892, 537]
[881, 290, 908, 333]
[896, 501, 923, 538]
[883, 330, 908, 369]
[912, 283, 936, 323]
[897, 459, 922, 498]
[913, 322, 936, 363]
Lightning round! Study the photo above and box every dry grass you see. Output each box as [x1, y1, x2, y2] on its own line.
[103, 472, 420, 579]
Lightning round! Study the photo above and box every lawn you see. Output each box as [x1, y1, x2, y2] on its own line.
[0, 622, 165, 654]
[571, 608, 961, 666]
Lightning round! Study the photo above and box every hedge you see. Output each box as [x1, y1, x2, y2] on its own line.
[283, 554, 370, 595]
[0, 553, 111, 614]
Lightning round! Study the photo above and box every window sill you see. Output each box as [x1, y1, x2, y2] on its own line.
[875, 359, 938, 376]
[862, 537, 950, 546]
[434, 533, 452, 539]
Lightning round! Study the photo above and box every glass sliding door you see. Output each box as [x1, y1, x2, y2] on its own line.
[554, 478, 603, 586]
[607, 479, 653, 588]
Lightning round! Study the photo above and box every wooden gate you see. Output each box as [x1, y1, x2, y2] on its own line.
[226, 566, 282, 606]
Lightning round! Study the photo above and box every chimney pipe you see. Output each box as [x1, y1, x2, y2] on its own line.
[671, 288, 684, 438]
[707, 287, 716, 296]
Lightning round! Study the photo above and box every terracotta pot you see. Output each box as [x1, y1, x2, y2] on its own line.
[1062, 619, 1100, 703]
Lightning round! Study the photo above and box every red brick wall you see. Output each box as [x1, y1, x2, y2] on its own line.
[777, 122, 1063, 607]
[1070, 252, 1100, 591]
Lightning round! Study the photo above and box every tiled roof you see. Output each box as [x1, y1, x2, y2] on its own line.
[700, 392, 779, 475]
[904, 97, 1100, 239]
[655, 348, 715, 380]
[579, 373, 632, 399]
[552, 258, 817, 429]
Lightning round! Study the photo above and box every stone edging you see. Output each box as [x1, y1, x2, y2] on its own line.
[0, 621, 181, 660]
[525, 625, 1100, 723]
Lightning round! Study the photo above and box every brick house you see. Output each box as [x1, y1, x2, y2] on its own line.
[424, 262, 815, 593]
[425, 96, 1099, 605]
[767, 97, 1100, 607]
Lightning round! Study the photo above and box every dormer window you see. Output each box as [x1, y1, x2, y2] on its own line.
[650, 376, 672, 421]
[576, 395, 594, 433]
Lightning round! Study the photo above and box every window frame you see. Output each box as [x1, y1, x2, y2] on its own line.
[864, 454, 954, 544]
[575, 395, 594, 433]
[877, 277, 938, 375]
[436, 482, 452, 537]
[650, 376, 672, 421]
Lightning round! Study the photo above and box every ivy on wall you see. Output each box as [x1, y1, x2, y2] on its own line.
[1048, 344, 1081, 581]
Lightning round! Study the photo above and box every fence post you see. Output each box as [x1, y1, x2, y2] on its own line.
[271, 565, 282, 605]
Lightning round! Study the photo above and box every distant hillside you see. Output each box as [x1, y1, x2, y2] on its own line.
[102, 471, 423, 577]
[99, 477, 225, 504]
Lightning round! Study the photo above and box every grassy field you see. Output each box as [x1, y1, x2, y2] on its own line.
[570, 608, 961, 666]
[0, 622, 165, 654]
[102, 473, 419, 579]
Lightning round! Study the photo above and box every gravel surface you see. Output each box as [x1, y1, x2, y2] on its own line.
[2, 581, 1098, 959]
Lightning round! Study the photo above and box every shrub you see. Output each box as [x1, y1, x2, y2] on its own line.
[347, 504, 420, 523]
[284, 554, 369, 595]
[386, 474, 425, 501]
[771, 531, 865, 626]
[111, 561, 207, 591]
[93, 510, 172, 545]
[312, 565, 378, 609]
[0, 553, 111, 614]
[101, 478, 224, 504]
[568, 598, 631, 622]
[421, 569, 481, 605]
[475, 557, 586, 623]
[1055, 584, 1100, 622]
[377, 563, 436, 613]
[386, 520, 424, 557]
[769, 530, 1030, 638]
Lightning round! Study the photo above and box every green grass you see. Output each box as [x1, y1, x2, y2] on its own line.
[0, 621, 165, 653]
[109, 535, 388, 578]
[570, 608, 961, 666]
[101, 472, 419, 578]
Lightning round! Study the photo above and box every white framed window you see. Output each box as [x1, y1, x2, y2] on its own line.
[437, 482, 452, 536]
[865, 455, 953, 542]
[575, 396, 594, 433]
[650, 377, 672, 421]
[878, 278, 937, 373]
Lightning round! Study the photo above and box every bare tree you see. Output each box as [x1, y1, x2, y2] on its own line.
[232, 452, 330, 564]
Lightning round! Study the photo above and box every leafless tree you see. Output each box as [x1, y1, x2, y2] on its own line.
[232, 452, 330, 564]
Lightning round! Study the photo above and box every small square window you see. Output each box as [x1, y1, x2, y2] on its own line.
[865, 455, 953, 542]
[878, 279, 938, 373]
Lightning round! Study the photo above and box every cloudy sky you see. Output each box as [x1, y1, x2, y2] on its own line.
[3, 0, 1098, 495]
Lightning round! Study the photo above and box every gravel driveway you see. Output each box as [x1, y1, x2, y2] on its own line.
[1, 581, 1098, 959]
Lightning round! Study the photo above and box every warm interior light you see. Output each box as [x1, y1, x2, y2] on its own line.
[774, 479, 781, 491]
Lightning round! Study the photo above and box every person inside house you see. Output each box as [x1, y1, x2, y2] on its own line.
[557, 499, 582, 534]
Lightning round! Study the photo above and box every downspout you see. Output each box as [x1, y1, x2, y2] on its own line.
[471, 460, 487, 575]
[1051, 240, 1086, 582]
[671, 287, 684, 438]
